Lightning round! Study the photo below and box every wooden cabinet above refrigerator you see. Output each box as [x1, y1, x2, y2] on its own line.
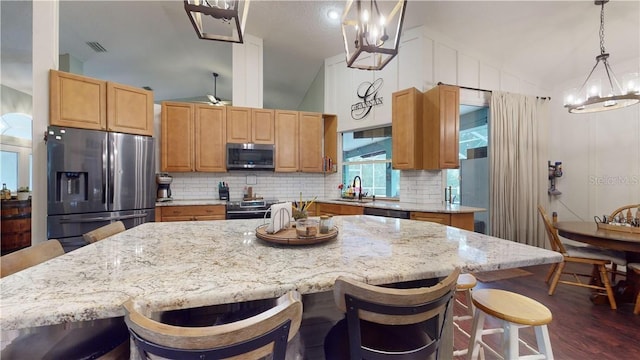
[49, 70, 154, 136]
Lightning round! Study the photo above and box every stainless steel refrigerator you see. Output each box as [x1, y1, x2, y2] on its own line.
[47, 126, 155, 252]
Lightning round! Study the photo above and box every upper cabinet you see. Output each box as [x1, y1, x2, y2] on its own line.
[391, 85, 460, 170]
[161, 102, 226, 172]
[392, 87, 423, 170]
[49, 70, 153, 136]
[423, 84, 460, 169]
[226, 106, 274, 144]
[274, 111, 324, 173]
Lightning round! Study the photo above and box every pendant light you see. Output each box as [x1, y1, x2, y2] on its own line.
[341, 0, 407, 71]
[184, 0, 250, 43]
[563, 0, 640, 113]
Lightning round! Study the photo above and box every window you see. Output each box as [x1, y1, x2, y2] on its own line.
[1, 151, 19, 192]
[341, 126, 400, 198]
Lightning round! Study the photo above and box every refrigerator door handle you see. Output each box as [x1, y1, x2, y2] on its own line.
[109, 136, 115, 206]
[102, 136, 108, 205]
[59, 213, 149, 223]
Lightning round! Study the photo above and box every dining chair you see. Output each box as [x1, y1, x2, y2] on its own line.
[324, 268, 460, 359]
[1, 239, 64, 278]
[538, 205, 621, 310]
[123, 290, 303, 360]
[83, 221, 126, 244]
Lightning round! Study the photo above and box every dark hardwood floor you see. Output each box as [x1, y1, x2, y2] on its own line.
[453, 263, 640, 360]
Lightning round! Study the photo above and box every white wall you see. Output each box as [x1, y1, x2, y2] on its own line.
[548, 57, 640, 221]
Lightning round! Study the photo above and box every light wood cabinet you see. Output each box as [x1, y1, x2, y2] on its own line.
[161, 102, 226, 172]
[410, 211, 473, 231]
[106, 82, 154, 136]
[195, 105, 227, 172]
[323, 114, 338, 172]
[156, 205, 226, 222]
[50, 70, 106, 130]
[275, 111, 324, 173]
[299, 112, 323, 172]
[50, 70, 153, 136]
[392, 87, 423, 170]
[275, 110, 299, 172]
[423, 84, 460, 169]
[226, 106, 275, 144]
[317, 203, 364, 216]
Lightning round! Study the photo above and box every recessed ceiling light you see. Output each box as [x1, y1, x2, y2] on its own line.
[327, 9, 340, 20]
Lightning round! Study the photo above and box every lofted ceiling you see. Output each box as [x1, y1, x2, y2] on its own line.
[2, 1, 639, 111]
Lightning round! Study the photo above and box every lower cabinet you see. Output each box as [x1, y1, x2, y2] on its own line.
[410, 211, 474, 231]
[156, 205, 226, 222]
[316, 203, 364, 216]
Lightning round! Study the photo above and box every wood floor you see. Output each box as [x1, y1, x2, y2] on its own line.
[298, 263, 640, 360]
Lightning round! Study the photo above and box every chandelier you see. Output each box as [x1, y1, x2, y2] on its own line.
[563, 0, 640, 113]
[184, 0, 250, 43]
[341, 0, 407, 71]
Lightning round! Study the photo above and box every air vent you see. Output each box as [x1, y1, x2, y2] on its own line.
[86, 41, 107, 53]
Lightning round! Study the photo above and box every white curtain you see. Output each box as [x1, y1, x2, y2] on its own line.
[489, 91, 549, 248]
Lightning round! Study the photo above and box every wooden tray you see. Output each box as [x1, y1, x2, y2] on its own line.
[596, 222, 640, 234]
[255, 224, 338, 245]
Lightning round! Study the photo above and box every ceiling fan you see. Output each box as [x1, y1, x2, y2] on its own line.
[206, 72, 231, 106]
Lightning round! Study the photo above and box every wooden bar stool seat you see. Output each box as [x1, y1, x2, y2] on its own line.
[453, 273, 477, 357]
[468, 289, 554, 360]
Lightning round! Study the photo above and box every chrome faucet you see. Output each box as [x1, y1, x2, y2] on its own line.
[352, 176, 363, 201]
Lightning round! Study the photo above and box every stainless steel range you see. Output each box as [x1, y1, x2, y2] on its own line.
[225, 199, 280, 219]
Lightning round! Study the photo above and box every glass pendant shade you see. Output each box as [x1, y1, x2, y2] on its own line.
[563, 1, 640, 113]
[341, 0, 407, 71]
[184, 0, 250, 43]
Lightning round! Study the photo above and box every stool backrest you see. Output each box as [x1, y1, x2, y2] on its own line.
[334, 268, 459, 359]
[123, 290, 303, 360]
[83, 221, 126, 244]
[1, 240, 65, 278]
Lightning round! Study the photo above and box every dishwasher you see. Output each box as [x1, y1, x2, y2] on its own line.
[363, 207, 411, 219]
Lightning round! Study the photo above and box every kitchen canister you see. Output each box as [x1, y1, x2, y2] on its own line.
[319, 215, 333, 234]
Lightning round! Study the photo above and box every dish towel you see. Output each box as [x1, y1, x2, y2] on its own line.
[267, 202, 292, 234]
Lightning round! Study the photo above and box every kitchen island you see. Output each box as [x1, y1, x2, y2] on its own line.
[1, 215, 559, 332]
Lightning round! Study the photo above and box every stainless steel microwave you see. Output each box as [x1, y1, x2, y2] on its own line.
[226, 143, 275, 170]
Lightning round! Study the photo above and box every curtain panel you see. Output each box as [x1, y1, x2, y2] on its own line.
[489, 92, 549, 248]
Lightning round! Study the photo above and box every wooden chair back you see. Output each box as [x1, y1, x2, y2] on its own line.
[537, 205, 568, 255]
[333, 268, 459, 359]
[83, 221, 126, 244]
[123, 290, 303, 360]
[1, 240, 65, 278]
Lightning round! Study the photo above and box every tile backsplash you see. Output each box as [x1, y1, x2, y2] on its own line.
[168, 169, 443, 204]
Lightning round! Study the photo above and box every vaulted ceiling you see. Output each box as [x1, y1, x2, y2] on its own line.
[2, 1, 639, 111]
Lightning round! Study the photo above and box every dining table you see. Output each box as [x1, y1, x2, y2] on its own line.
[554, 221, 640, 305]
[1, 215, 562, 358]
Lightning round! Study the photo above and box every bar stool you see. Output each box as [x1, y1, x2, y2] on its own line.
[453, 273, 477, 357]
[468, 289, 553, 360]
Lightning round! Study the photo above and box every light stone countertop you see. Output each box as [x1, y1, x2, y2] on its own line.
[157, 198, 484, 213]
[0, 216, 560, 331]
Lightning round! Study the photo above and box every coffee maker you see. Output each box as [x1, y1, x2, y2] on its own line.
[156, 173, 173, 202]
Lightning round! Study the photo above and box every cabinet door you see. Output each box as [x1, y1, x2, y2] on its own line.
[410, 212, 450, 225]
[106, 82, 154, 136]
[439, 85, 460, 169]
[392, 88, 422, 170]
[251, 109, 275, 144]
[299, 112, 323, 173]
[226, 106, 251, 143]
[423, 85, 460, 169]
[195, 105, 226, 172]
[275, 110, 299, 172]
[49, 70, 106, 130]
[161, 102, 194, 172]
